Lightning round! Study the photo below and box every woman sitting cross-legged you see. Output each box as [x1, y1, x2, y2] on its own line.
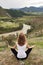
[8, 32, 35, 60]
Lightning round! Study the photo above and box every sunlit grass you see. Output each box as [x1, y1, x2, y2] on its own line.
[27, 37, 43, 48]
[0, 47, 5, 51]
[0, 21, 19, 28]
[0, 46, 6, 51]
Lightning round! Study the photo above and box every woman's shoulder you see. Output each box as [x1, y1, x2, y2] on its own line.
[16, 42, 19, 46]
[16, 42, 18, 45]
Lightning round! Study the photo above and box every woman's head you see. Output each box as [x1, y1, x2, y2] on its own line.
[18, 32, 26, 46]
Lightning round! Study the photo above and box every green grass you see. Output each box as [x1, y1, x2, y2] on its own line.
[29, 42, 43, 48]
[0, 21, 19, 28]
[0, 37, 43, 65]
[0, 21, 21, 33]
[27, 37, 43, 48]
[0, 46, 6, 51]
[0, 47, 5, 51]
[0, 15, 43, 35]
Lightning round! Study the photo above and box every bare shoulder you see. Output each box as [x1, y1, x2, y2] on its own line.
[26, 43, 30, 48]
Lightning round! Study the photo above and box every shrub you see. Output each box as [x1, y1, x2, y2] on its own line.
[0, 23, 23, 33]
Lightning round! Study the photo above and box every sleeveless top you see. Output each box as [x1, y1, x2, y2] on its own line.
[16, 42, 27, 58]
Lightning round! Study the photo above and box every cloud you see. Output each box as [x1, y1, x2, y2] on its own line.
[0, 0, 43, 8]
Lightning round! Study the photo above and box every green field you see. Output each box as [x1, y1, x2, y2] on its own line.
[0, 14, 43, 65]
[0, 16, 43, 37]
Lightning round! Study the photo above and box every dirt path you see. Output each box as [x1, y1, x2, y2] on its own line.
[0, 24, 31, 37]
[0, 31, 20, 36]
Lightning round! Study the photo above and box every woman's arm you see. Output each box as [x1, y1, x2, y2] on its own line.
[8, 44, 17, 49]
[29, 45, 35, 48]
[26, 43, 35, 48]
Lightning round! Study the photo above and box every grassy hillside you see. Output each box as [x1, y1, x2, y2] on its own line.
[0, 7, 10, 17]
[0, 7, 43, 37]
[0, 36, 43, 65]
[6, 9, 27, 17]
[13, 16, 43, 32]
[0, 16, 43, 36]
[0, 7, 27, 18]
[0, 7, 43, 65]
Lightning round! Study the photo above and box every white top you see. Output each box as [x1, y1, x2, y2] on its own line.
[16, 42, 27, 58]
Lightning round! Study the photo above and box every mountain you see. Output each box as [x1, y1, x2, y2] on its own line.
[19, 6, 43, 12]
[0, 6, 10, 17]
[0, 6, 26, 17]
[6, 9, 26, 17]
[0, 6, 43, 18]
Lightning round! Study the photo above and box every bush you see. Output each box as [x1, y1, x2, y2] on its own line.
[0, 23, 23, 34]
[2, 34, 16, 46]
[27, 27, 33, 34]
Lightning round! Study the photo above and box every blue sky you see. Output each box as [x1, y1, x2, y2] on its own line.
[0, 0, 43, 9]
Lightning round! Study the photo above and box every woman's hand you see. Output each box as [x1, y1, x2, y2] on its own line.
[29, 45, 36, 48]
[27, 45, 36, 48]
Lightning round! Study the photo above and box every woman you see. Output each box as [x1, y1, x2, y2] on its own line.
[8, 32, 35, 60]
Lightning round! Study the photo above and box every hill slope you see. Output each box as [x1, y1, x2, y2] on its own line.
[0, 6, 43, 18]
[6, 9, 26, 17]
[0, 7, 27, 17]
[0, 7, 10, 17]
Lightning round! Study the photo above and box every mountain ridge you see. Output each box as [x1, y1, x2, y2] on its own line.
[19, 6, 43, 12]
[0, 6, 26, 17]
[0, 6, 43, 17]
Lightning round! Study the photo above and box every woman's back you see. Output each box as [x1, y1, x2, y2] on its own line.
[17, 43, 27, 58]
